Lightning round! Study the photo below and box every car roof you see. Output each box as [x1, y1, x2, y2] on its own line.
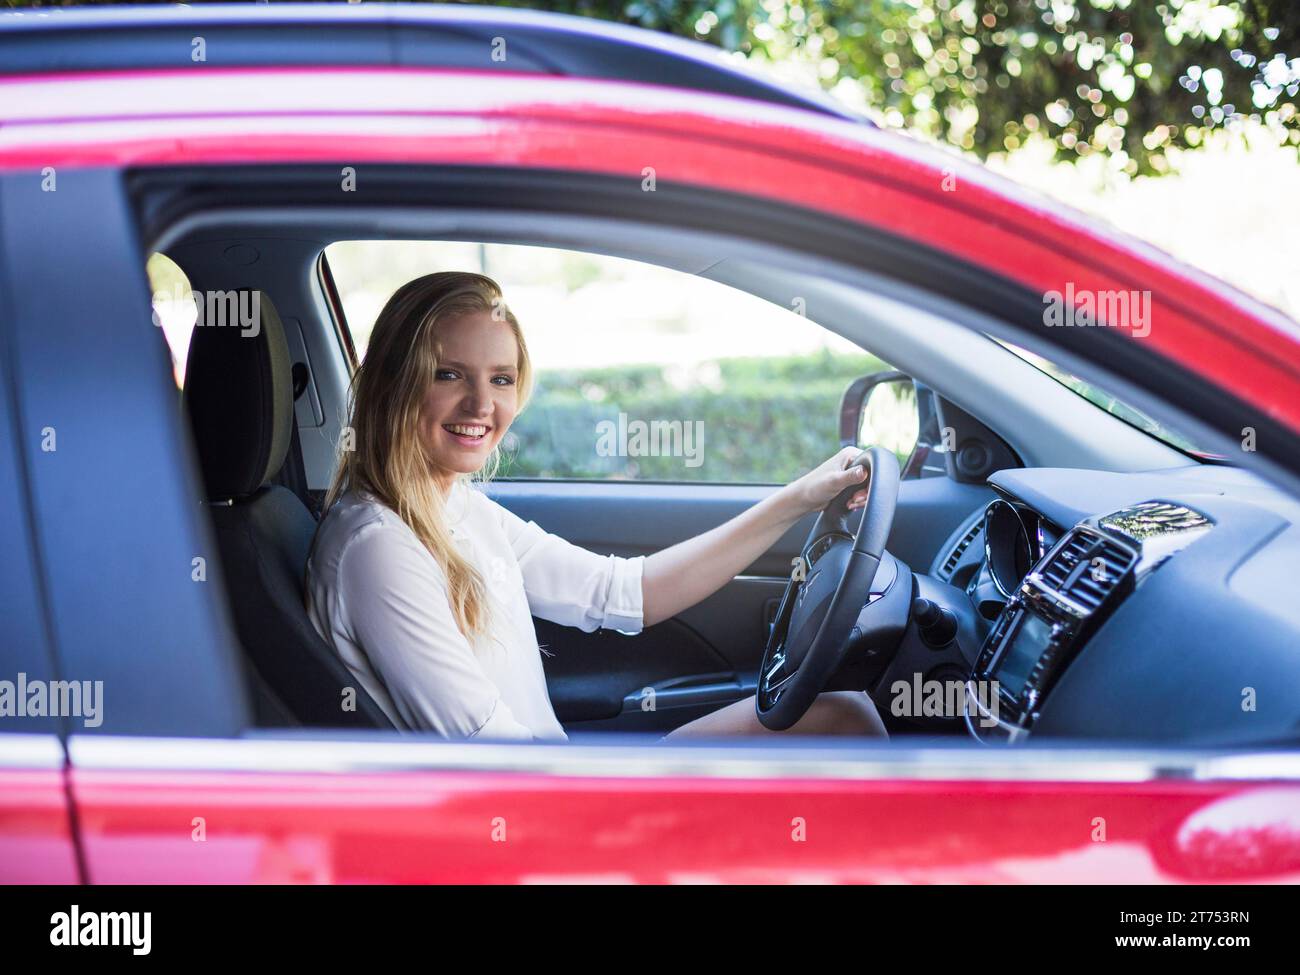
[0, 2, 867, 124]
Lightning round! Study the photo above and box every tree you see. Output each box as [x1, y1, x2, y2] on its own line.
[498, 0, 1300, 175]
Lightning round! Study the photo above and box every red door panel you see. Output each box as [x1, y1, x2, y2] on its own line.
[70, 768, 1300, 884]
[0, 769, 80, 884]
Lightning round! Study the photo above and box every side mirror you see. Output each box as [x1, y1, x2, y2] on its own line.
[839, 371, 928, 477]
[841, 372, 1019, 483]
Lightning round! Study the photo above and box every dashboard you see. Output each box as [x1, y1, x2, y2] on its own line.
[927, 463, 1300, 745]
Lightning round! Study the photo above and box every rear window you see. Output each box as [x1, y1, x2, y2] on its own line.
[146, 252, 197, 388]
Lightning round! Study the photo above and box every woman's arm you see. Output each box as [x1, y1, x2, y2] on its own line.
[641, 447, 872, 627]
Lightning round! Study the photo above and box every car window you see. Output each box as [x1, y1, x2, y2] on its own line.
[993, 337, 1214, 458]
[325, 241, 897, 485]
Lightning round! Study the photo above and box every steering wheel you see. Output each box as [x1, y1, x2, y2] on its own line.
[756, 446, 901, 730]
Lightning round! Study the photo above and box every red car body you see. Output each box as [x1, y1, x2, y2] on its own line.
[3, 19, 1300, 884]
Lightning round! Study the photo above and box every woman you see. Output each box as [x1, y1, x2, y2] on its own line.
[306, 271, 888, 741]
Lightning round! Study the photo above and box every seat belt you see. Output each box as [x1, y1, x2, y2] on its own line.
[278, 362, 317, 518]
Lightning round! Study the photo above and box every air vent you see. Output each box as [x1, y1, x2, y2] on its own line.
[1036, 530, 1135, 612]
[940, 520, 983, 579]
[1039, 533, 1090, 590]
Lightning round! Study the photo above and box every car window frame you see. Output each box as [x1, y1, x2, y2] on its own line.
[1, 167, 251, 740]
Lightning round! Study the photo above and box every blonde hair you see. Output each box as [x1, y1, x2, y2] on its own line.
[321, 271, 534, 643]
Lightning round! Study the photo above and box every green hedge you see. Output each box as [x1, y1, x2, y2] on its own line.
[500, 350, 890, 483]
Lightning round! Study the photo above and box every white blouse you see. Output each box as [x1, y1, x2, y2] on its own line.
[305, 479, 646, 740]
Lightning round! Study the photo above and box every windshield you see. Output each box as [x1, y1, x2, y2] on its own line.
[994, 338, 1218, 460]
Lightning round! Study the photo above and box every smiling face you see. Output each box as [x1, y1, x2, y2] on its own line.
[420, 309, 521, 490]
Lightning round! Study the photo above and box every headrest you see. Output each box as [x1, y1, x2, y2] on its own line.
[183, 290, 293, 501]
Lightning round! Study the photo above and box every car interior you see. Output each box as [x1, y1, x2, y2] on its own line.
[150, 190, 1300, 749]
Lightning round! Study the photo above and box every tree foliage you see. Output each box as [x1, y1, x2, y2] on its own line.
[496, 0, 1300, 175]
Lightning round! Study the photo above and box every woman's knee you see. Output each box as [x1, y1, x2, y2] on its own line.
[803, 690, 888, 737]
[662, 690, 888, 740]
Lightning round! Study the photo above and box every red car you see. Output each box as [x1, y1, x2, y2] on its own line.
[2, 4, 1300, 885]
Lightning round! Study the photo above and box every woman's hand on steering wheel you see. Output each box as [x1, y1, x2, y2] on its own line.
[787, 446, 872, 516]
[756, 445, 901, 730]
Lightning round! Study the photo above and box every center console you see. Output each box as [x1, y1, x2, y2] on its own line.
[965, 524, 1138, 741]
[965, 499, 1212, 742]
